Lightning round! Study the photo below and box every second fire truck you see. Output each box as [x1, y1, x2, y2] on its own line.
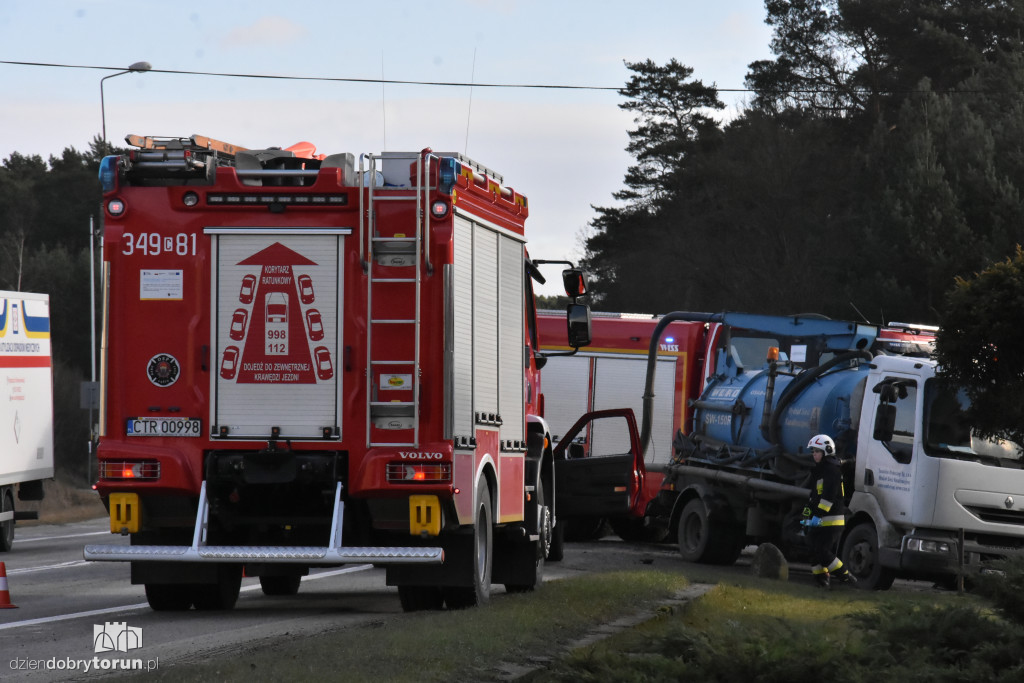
[85, 135, 591, 611]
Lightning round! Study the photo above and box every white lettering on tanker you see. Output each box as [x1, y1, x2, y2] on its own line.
[218, 242, 332, 384]
[708, 387, 742, 400]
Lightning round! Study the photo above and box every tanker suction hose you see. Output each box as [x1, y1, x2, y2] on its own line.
[766, 349, 874, 447]
[640, 312, 723, 461]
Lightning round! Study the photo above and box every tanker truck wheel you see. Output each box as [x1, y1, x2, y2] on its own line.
[678, 499, 712, 562]
[841, 524, 895, 590]
[443, 480, 493, 609]
[0, 488, 14, 552]
[677, 498, 744, 565]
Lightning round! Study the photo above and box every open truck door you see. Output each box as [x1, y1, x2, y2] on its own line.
[554, 408, 643, 519]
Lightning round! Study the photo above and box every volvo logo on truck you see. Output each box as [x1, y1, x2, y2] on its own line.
[399, 452, 444, 460]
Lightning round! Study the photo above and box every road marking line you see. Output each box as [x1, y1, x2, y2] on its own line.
[8, 560, 90, 574]
[14, 530, 112, 544]
[0, 564, 373, 631]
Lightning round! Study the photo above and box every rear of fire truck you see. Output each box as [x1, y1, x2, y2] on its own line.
[85, 135, 590, 612]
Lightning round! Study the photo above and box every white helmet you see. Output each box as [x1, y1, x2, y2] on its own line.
[807, 434, 835, 455]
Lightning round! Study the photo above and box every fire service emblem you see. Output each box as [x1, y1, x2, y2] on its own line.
[147, 353, 180, 387]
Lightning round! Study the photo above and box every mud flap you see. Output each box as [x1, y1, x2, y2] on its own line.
[492, 532, 540, 586]
[386, 532, 473, 587]
[132, 561, 224, 585]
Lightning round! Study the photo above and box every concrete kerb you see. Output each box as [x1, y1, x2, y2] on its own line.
[492, 582, 717, 681]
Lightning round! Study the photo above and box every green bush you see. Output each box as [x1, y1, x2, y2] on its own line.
[970, 556, 1024, 626]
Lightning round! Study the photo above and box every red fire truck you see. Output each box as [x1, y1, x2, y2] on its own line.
[85, 135, 591, 612]
[538, 311, 936, 544]
[538, 310, 707, 541]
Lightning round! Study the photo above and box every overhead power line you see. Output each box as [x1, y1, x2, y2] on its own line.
[0, 59, 623, 91]
[0, 59, 997, 96]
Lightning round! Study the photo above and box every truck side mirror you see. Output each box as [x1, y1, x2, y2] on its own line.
[873, 403, 896, 442]
[562, 268, 588, 299]
[566, 303, 592, 348]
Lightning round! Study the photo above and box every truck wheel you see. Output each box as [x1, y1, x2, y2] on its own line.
[842, 524, 896, 590]
[538, 480, 553, 562]
[548, 518, 565, 562]
[398, 585, 444, 611]
[192, 564, 243, 610]
[0, 488, 14, 552]
[145, 584, 193, 611]
[678, 498, 743, 565]
[259, 575, 302, 596]
[677, 499, 712, 562]
[444, 480, 493, 609]
[563, 516, 610, 541]
[610, 516, 669, 544]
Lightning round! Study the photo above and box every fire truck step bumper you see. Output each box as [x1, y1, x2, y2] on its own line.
[84, 481, 443, 566]
[83, 543, 443, 564]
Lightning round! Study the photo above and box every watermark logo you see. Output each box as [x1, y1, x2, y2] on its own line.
[94, 621, 143, 653]
[8, 621, 158, 674]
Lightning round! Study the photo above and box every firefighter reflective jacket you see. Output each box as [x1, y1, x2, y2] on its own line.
[807, 455, 847, 526]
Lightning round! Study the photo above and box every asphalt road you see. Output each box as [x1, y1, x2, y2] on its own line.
[0, 518, 935, 681]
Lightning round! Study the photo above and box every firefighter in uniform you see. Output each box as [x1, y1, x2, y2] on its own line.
[802, 434, 856, 589]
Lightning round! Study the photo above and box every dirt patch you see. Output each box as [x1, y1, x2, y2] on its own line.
[16, 477, 106, 525]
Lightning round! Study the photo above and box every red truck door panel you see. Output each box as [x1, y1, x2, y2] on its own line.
[554, 408, 642, 517]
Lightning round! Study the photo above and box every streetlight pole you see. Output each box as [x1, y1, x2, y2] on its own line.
[90, 61, 150, 478]
[100, 61, 152, 148]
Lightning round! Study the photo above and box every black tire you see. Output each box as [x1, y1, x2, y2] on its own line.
[563, 516, 610, 541]
[259, 574, 302, 596]
[0, 488, 14, 553]
[677, 498, 742, 565]
[610, 516, 669, 543]
[537, 480, 552, 562]
[192, 564, 243, 610]
[443, 480, 493, 609]
[398, 585, 444, 611]
[548, 517, 565, 562]
[144, 584, 193, 611]
[841, 524, 896, 590]
[677, 499, 712, 562]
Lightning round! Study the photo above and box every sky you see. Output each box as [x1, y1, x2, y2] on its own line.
[0, 1, 773, 295]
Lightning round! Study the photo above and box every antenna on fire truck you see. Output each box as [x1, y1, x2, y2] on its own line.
[381, 51, 387, 150]
[465, 47, 477, 156]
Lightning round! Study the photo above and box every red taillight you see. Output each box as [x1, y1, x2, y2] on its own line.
[100, 460, 160, 481]
[386, 462, 452, 483]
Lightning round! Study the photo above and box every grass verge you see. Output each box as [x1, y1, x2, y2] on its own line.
[119, 571, 691, 682]
[115, 566, 1024, 682]
[531, 579, 1021, 682]
[17, 477, 106, 526]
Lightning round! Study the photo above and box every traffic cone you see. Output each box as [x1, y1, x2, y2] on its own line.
[0, 562, 18, 608]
